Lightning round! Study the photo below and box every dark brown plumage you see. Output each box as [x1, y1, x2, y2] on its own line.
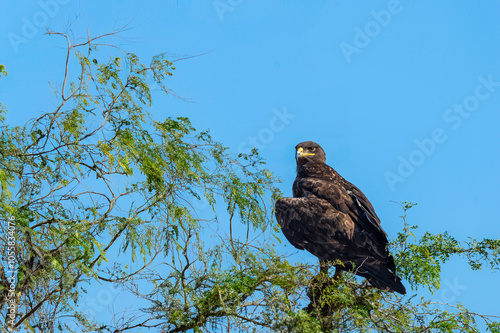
[275, 141, 406, 294]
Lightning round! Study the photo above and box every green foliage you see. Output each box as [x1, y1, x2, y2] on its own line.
[392, 202, 500, 293]
[0, 64, 7, 78]
[0, 31, 280, 332]
[0, 32, 499, 333]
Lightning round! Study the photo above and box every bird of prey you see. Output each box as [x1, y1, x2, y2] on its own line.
[275, 141, 406, 294]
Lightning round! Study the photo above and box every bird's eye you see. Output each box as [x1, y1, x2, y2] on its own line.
[309, 147, 316, 151]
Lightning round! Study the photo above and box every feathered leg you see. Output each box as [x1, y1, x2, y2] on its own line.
[333, 267, 343, 280]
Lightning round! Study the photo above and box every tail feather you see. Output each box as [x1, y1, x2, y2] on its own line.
[355, 260, 406, 295]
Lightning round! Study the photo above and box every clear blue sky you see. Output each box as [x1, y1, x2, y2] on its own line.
[1, 0, 499, 327]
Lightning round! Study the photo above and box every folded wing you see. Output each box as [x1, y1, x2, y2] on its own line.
[275, 194, 406, 294]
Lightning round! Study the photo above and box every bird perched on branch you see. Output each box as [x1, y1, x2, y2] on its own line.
[275, 141, 405, 294]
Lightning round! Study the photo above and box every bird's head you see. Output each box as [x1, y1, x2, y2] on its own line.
[295, 141, 326, 166]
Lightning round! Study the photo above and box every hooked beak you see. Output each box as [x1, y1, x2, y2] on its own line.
[296, 147, 315, 158]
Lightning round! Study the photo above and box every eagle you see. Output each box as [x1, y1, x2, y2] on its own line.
[275, 141, 406, 294]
